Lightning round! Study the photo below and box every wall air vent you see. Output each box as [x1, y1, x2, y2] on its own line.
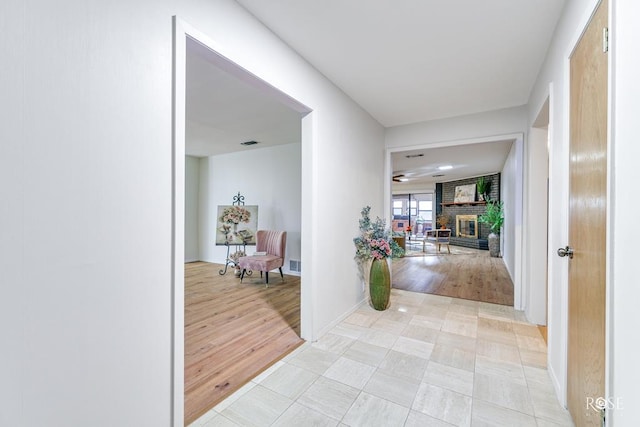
[241, 140, 259, 146]
[289, 259, 301, 273]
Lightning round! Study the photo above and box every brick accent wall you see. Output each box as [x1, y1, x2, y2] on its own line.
[435, 173, 500, 249]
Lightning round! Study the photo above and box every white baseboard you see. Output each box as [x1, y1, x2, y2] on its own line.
[284, 270, 301, 277]
[313, 298, 367, 342]
[548, 361, 567, 408]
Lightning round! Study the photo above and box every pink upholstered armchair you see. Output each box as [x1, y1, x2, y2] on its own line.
[239, 230, 287, 286]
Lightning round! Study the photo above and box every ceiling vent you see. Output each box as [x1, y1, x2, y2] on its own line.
[405, 153, 424, 158]
[241, 140, 259, 146]
[432, 174, 445, 177]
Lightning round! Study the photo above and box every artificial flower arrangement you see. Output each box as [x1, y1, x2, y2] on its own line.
[354, 206, 404, 262]
[229, 250, 246, 263]
[229, 250, 247, 276]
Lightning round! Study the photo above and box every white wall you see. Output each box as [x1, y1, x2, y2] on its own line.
[610, 1, 640, 424]
[500, 138, 523, 291]
[1, 1, 176, 425]
[523, 126, 549, 325]
[0, 0, 384, 425]
[392, 183, 436, 195]
[311, 107, 385, 338]
[0, 1, 25, 423]
[185, 156, 200, 262]
[198, 143, 302, 275]
[386, 105, 528, 148]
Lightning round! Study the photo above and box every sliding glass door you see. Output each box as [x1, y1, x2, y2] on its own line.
[391, 193, 433, 237]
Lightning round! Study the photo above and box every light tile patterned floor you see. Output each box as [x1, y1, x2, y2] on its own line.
[190, 289, 574, 427]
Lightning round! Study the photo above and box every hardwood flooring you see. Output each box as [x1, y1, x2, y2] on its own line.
[184, 262, 303, 425]
[539, 325, 548, 343]
[392, 247, 514, 306]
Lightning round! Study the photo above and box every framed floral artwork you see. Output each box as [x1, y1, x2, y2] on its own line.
[215, 205, 259, 245]
[454, 184, 476, 203]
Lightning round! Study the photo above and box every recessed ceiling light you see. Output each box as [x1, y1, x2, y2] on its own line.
[438, 165, 453, 170]
[405, 153, 424, 158]
[398, 178, 409, 182]
[241, 140, 259, 146]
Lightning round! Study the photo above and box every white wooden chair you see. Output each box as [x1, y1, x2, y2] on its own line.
[424, 229, 451, 253]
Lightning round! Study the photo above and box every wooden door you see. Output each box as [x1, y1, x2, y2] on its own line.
[567, 0, 608, 425]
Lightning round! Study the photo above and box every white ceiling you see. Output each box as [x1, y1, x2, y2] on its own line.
[391, 139, 515, 188]
[236, 0, 566, 127]
[185, 38, 303, 157]
[187, 2, 565, 185]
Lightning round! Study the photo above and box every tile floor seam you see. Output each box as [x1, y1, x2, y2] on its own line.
[472, 393, 539, 419]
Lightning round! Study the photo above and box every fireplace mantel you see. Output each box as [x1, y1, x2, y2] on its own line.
[441, 201, 487, 206]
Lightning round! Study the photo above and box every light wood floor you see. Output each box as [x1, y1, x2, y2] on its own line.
[184, 262, 303, 425]
[392, 248, 514, 306]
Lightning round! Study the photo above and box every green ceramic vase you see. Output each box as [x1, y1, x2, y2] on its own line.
[369, 258, 390, 310]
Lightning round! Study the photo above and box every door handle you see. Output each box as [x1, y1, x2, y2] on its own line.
[557, 246, 574, 259]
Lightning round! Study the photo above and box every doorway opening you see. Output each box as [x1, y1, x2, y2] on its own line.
[386, 135, 523, 307]
[525, 95, 551, 331]
[173, 18, 313, 425]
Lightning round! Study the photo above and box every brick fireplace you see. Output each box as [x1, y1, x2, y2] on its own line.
[435, 173, 500, 250]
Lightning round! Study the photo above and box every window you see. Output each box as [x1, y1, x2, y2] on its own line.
[392, 193, 434, 233]
[409, 200, 418, 217]
[393, 200, 403, 216]
[418, 200, 433, 221]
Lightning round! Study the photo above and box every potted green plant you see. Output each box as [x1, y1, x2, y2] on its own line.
[478, 201, 504, 257]
[476, 176, 490, 201]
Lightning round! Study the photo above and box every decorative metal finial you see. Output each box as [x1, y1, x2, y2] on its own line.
[232, 192, 245, 206]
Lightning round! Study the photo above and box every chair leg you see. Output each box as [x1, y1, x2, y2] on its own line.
[447, 244, 451, 254]
[279, 267, 284, 281]
[240, 269, 246, 282]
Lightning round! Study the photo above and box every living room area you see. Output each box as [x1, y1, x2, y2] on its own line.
[389, 142, 516, 307]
